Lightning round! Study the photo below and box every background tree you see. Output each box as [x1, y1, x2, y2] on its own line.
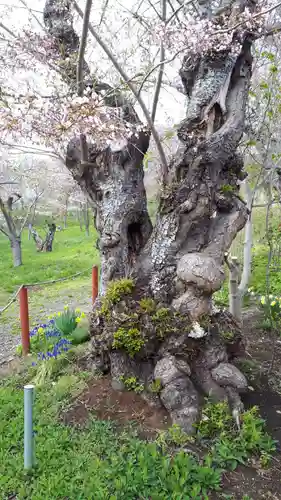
[0, 179, 40, 266]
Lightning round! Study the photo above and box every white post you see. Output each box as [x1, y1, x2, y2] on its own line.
[24, 384, 35, 470]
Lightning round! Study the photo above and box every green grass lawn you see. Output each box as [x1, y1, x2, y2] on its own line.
[0, 222, 99, 306]
[0, 353, 275, 500]
[0, 358, 221, 500]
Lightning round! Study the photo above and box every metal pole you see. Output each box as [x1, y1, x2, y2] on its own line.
[92, 266, 98, 304]
[24, 384, 35, 470]
[19, 286, 30, 355]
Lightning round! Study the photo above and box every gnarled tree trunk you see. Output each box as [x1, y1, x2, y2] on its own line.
[31, 223, 56, 252]
[43, 0, 254, 431]
[10, 236, 22, 267]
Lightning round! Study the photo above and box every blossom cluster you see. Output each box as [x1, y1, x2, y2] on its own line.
[153, 7, 264, 58]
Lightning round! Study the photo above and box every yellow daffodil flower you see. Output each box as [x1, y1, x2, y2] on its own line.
[81, 312, 85, 318]
[64, 305, 69, 310]
[38, 327, 44, 335]
[75, 317, 81, 323]
[260, 296, 265, 305]
[57, 312, 61, 317]
[271, 301, 276, 307]
[75, 308, 81, 314]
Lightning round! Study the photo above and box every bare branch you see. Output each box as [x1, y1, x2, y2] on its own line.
[151, 0, 166, 123]
[138, 48, 187, 96]
[0, 196, 16, 236]
[0, 225, 9, 237]
[99, 0, 110, 25]
[18, 0, 46, 31]
[0, 141, 64, 161]
[77, 0, 93, 97]
[167, 0, 194, 24]
[20, 192, 43, 235]
[147, 0, 162, 19]
[0, 181, 18, 186]
[0, 22, 16, 38]
[73, 0, 169, 182]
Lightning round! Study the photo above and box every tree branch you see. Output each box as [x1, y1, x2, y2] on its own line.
[0, 196, 16, 237]
[0, 22, 15, 38]
[0, 181, 18, 186]
[0, 225, 9, 237]
[138, 48, 187, 96]
[73, 0, 169, 182]
[167, 0, 194, 24]
[151, 0, 166, 123]
[77, 0, 93, 97]
[19, 197, 40, 235]
[18, 0, 46, 32]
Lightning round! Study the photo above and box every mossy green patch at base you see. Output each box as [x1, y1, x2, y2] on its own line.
[113, 327, 144, 357]
[99, 278, 135, 317]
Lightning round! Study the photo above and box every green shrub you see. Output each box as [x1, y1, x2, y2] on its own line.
[112, 327, 144, 357]
[100, 278, 134, 316]
[54, 308, 77, 335]
[120, 376, 144, 393]
[196, 401, 276, 471]
[139, 297, 156, 313]
[149, 378, 162, 394]
[71, 327, 90, 345]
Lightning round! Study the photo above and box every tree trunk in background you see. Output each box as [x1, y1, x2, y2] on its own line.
[31, 228, 44, 251]
[238, 181, 253, 300]
[10, 236, 22, 267]
[44, 0, 253, 432]
[83, 202, 90, 236]
[28, 223, 32, 240]
[63, 197, 69, 229]
[42, 223, 56, 252]
[79, 204, 83, 231]
[227, 256, 242, 321]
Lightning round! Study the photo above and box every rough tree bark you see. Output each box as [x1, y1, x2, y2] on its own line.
[31, 222, 56, 252]
[10, 235, 22, 267]
[83, 201, 90, 237]
[43, 0, 256, 431]
[0, 197, 23, 266]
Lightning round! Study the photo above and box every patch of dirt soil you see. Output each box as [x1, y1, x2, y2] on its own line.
[62, 376, 171, 439]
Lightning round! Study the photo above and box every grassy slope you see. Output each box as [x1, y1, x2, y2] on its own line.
[0, 223, 99, 299]
[0, 223, 99, 333]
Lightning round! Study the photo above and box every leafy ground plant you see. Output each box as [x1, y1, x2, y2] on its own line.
[16, 307, 89, 366]
[246, 288, 281, 334]
[0, 371, 222, 499]
[196, 401, 276, 471]
[0, 362, 277, 499]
